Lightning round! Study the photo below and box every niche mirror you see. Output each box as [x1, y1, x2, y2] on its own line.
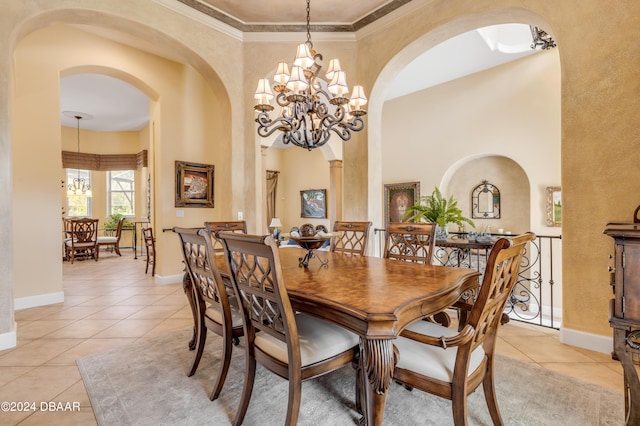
[472, 180, 501, 219]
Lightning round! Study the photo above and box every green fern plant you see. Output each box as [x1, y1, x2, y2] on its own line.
[405, 187, 475, 228]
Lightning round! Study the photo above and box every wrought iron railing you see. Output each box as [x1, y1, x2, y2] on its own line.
[373, 229, 562, 329]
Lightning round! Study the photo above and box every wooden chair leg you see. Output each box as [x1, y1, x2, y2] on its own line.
[114, 244, 121, 256]
[210, 332, 234, 401]
[451, 388, 469, 426]
[187, 320, 207, 377]
[482, 365, 504, 426]
[233, 356, 257, 426]
[285, 376, 302, 426]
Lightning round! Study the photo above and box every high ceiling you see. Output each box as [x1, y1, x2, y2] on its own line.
[60, 1, 544, 132]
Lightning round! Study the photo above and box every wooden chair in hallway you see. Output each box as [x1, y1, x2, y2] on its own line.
[392, 232, 535, 426]
[218, 232, 360, 426]
[173, 227, 244, 400]
[330, 221, 372, 255]
[64, 218, 99, 263]
[97, 217, 125, 256]
[142, 226, 156, 276]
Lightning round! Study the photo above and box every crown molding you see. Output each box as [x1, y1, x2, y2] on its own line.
[153, 0, 243, 40]
[155, 0, 417, 43]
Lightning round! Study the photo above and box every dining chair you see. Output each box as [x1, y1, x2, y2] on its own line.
[204, 221, 248, 253]
[173, 227, 244, 400]
[331, 221, 372, 255]
[142, 226, 156, 276]
[392, 232, 535, 426]
[218, 232, 360, 426]
[64, 218, 99, 263]
[97, 217, 125, 256]
[383, 222, 437, 264]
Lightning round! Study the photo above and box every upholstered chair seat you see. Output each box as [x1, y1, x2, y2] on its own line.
[254, 314, 359, 365]
[205, 302, 243, 329]
[395, 320, 485, 382]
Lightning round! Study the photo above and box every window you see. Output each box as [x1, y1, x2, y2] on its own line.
[108, 170, 135, 216]
[66, 169, 92, 217]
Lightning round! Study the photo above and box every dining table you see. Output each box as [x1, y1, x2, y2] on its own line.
[187, 246, 480, 425]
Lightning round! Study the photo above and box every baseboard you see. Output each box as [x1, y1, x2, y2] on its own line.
[0, 323, 17, 350]
[14, 291, 64, 310]
[153, 273, 183, 286]
[560, 327, 613, 354]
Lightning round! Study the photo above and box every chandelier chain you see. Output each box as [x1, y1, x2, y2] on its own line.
[305, 0, 312, 49]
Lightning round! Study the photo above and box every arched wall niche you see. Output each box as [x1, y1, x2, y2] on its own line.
[442, 154, 530, 235]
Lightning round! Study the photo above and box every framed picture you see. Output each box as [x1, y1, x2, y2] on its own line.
[384, 181, 420, 224]
[175, 161, 214, 207]
[546, 186, 561, 226]
[300, 189, 326, 218]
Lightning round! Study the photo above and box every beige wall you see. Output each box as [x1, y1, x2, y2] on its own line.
[265, 147, 331, 234]
[2, 0, 639, 352]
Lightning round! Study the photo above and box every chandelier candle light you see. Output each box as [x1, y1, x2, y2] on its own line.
[253, 0, 367, 150]
[64, 111, 93, 197]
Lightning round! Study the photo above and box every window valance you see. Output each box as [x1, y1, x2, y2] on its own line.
[62, 150, 148, 171]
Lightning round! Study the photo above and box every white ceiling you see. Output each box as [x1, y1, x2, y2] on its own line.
[59, 0, 543, 132]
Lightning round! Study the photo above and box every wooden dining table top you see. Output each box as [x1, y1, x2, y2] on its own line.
[273, 247, 480, 338]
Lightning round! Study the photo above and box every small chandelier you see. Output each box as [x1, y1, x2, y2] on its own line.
[253, 0, 367, 150]
[64, 111, 93, 197]
[530, 26, 556, 50]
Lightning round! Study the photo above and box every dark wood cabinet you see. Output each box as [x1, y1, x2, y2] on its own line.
[604, 223, 640, 425]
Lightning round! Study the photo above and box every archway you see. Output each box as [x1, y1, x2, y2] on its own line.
[367, 9, 558, 235]
[9, 16, 233, 310]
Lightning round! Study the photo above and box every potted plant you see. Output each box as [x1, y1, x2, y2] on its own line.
[103, 213, 132, 234]
[404, 187, 475, 240]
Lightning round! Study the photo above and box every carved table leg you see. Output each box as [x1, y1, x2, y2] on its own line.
[360, 338, 395, 426]
[182, 272, 197, 350]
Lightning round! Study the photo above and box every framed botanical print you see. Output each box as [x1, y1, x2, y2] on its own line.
[175, 161, 215, 207]
[384, 182, 420, 224]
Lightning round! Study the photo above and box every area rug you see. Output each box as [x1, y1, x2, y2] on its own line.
[77, 328, 624, 425]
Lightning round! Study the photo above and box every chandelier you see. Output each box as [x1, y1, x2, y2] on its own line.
[530, 26, 556, 50]
[253, 0, 367, 150]
[65, 111, 93, 197]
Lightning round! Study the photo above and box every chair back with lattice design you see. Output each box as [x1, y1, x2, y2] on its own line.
[71, 218, 99, 244]
[331, 221, 372, 255]
[466, 232, 535, 351]
[218, 232, 298, 355]
[383, 222, 436, 264]
[174, 227, 230, 324]
[204, 221, 248, 253]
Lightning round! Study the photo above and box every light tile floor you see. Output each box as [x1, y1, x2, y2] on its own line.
[0, 251, 625, 425]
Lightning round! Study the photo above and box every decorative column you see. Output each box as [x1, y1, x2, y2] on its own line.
[329, 160, 343, 226]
